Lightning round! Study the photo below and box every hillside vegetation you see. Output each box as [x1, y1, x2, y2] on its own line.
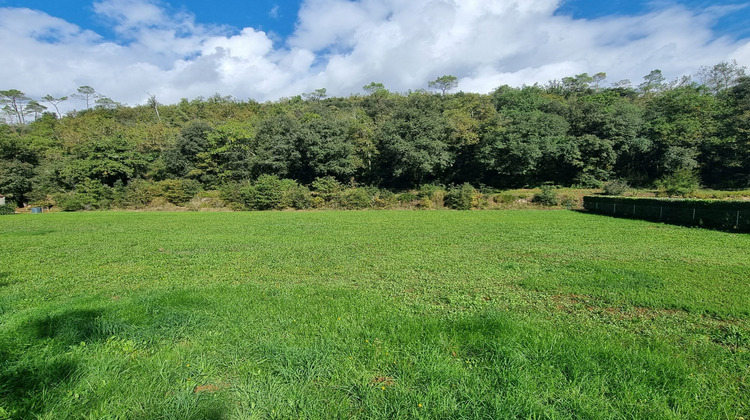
[2, 64, 750, 210]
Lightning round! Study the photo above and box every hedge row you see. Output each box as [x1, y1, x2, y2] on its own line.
[583, 196, 750, 232]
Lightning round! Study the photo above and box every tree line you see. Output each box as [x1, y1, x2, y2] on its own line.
[1, 63, 749, 209]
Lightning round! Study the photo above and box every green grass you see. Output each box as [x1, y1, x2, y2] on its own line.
[1, 210, 749, 419]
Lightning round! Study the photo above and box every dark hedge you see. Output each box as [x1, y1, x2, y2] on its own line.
[583, 196, 750, 232]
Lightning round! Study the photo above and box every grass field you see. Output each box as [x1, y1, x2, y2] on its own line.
[1, 210, 749, 419]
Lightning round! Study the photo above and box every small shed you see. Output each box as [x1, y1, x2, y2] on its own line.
[0, 194, 5, 206]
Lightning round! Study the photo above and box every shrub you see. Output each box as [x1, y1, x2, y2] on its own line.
[280, 180, 312, 210]
[56, 192, 94, 211]
[574, 173, 604, 189]
[446, 183, 476, 210]
[310, 196, 325, 208]
[533, 185, 559, 207]
[603, 179, 630, 196]
[418, 184, 446, 208]
[373, 189, 395, 208]
[395, 191, 417, 204]
[340, 187, 372, 209]
[124, 180, 158, 208]
[656, 169, 699, 197]
[0, 202, 16, 215]
[219, 182, 249, 210]
[311, 176, 343, 203]
[159, 179, 201, 206]
[243, 174, 284, 210]
[187, 190, 226, 211]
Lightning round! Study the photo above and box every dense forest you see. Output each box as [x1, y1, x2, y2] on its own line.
[1, 62, 749, 210]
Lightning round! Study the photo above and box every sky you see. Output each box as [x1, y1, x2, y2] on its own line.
[1, 0, 749, 110]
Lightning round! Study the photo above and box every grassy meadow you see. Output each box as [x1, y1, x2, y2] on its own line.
[1, 210, 749, 419]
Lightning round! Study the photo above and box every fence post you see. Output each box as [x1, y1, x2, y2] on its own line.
[633, 204, 636, 217]
[660, 206, 663, 220]
[613, 203, 616, 215]
[692, 208, 696, 222]
[738, 211, 741, 228]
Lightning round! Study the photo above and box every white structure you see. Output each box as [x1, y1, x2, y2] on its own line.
[0, 195, 5, 206]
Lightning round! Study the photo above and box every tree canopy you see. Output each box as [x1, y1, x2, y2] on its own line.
[1, 64, 750, 207]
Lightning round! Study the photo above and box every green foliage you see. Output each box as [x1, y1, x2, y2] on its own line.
[4, 64, 750, 201]
[242, 174, 284, 210]
[656, 168, 700, 197]
[0, 202, 15, 215]
[427, 74, 459, 95]
[186, 190, 226, 211]
[417, 184, 446, 208]
[56, 192, 94, 211]
[583, 195, 750, 231]
[280, 179, 312, 210]
[121, 179, 200, 208]
[0, 160, 34, 204]
[339, 187, 372, 209]
[446, 183, 476, 210]
[533, 185, 559, 206]
[163, 121, 214, 181]
[158, 179, 201, 206]
[376, 93, 452, 187]
[218, 182, 249, 211]
[395, 191, 417, 204]
[311, 176, 343, 203]
[603, 179, 630, 196]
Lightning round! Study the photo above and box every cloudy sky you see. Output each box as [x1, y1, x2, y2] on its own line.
[1, 0, 749, 109]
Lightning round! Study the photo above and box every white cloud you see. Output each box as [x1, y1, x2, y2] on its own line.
[0, 0, 748, 111]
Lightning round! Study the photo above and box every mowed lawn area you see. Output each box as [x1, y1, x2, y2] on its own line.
[1, 210, 749, 419]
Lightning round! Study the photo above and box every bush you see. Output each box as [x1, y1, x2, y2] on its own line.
[533, 185, 558, 207]
[125, 180, 162, 208]
[0, 202, 16, 215]
[243, 174, 284, 210]
[122, 179, 201, 208]
[311, 176, 343, 204]
[159, 179, 201, 206]
[395, 192, 417, 204]
[56, 192, 94, 211]
[603, 179, 629, 196]
[446, 183, 476, 210]
[280, 180, 312, 210]
[574, 173, 604, 189]
[418, 184, 446, 208]
[219, 182, 249, 210]
[340, 187, 372, 209]
[187, 190, 226, 211]
[657, 169, 699, 197]
[373, 189, 395, 208]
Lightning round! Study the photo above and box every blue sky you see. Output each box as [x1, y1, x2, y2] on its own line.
[0, 0, 749, 108]
[1, 0, 302, 41]
[6, 0, 750, 42]
[556, 0, 750, 39]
